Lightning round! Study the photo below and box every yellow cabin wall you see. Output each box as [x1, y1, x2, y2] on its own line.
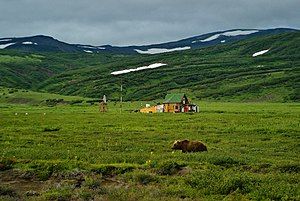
[163, 103, 177, 113]
[141, 103, 192, 113]
[140, 106, 157, 113]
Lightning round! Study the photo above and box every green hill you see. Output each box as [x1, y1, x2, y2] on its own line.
[0, 32, 299, 102]
[0, 87, 90, 106]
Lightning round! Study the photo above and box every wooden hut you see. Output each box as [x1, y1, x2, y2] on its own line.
[140, 93, 199, 113]
[163, 93, 198, 113]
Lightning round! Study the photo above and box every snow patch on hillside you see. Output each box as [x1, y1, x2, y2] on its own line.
[79, 45, 96, 49]
[22, 41, 37, 45]
[111, 63, 167, 75]
[79, 45, 105, 50]
[252, 49, 270, 57]
[0, 39, 12, 42]
[221, 40, 226, 43]
[83, 50, 93, 53]
[199, 30, 259, 42]
[200, 35, 220, 42]
[0, 43, 15, 49]
[223, 30, 259, 36]
[135, 47, 190, 54]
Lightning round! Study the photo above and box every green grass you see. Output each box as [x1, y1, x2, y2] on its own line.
[0, 102, 299, 200]
[0, 86, 90, 105]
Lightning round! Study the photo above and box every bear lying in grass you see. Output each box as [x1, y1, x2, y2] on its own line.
[172, 140, 207, 153]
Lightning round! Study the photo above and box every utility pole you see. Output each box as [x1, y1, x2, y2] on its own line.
[120, 78, 123, 113]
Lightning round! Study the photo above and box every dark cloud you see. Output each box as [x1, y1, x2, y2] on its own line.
[0, 0, 299, 45]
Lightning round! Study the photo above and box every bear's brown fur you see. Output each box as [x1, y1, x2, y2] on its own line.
[172, 140, 207, 153]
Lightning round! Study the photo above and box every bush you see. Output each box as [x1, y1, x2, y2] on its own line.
[251, 180, 299, 200]
[157, 161, 185, 175]
[45, 99, 65, 106]
[86, 99, 99, 105]
[84, 176, 101, 189]
[43, 186, 72, 201]
[0, 186, 17, 197]
[218, 175, 253, 195]
[69, 100, 83, 105]
[43, 127, 60, 132]
[0, 158, 16, 171]
[91, 165, 134, 176]
[79, 190, 93, 201]
[132, 171, 158, 185]
[28, 162, 66, 181]
[276, 164, 300, 173]
[209, 156, 245, 167]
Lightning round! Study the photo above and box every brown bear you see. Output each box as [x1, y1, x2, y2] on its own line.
[172, 140, 207, 153]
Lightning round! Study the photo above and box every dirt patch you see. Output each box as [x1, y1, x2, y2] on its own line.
[0, 170, 45, 198]
[0, 169, 130, 199]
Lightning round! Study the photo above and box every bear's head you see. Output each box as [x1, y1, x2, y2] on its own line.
[172, 140, 182, 150]
[172, 140, 189, 150]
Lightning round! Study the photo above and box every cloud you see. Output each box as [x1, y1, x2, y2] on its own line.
[0, 0, 299, 45]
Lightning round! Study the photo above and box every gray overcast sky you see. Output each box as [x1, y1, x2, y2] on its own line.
[0, 0, 299, 46]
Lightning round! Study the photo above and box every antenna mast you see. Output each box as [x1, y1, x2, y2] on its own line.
[120, 78, 123, 113]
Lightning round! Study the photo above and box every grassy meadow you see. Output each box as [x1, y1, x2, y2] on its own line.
[0, 98, 299, 200]
[0, 30, 299, 201]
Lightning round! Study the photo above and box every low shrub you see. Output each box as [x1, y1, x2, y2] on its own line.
[250, 180, 299, 200]
[43, 186, 72, 201]
[84, 176, 101, 189]
[43, 127, 60, 132]
[157, 161, 185, 175]
[79, 190, 93, 201]
[0, 158, 16, 171]
[276, 164, 300, 173]
[218, 175, 254, 195]
[131, 171, 158, 185]
[209, 156, 245, 167]
[91, 165, 134, 176]
[69, 100, 83, 105]
[28, 162, 67, 181]
[0, 186, 17, 197]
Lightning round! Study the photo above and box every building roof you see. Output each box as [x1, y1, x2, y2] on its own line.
[163, 93, 185, 103]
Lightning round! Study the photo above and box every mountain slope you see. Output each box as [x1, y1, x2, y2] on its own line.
[0, 28, 297, 54]
[0, 31, 299, 102]
[0, 35, 82, 52]
[99, 28, 298, 54]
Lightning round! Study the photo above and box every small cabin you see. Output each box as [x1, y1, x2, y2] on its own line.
[140, 93, 199, 113]
[163, 93, 198, 113]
